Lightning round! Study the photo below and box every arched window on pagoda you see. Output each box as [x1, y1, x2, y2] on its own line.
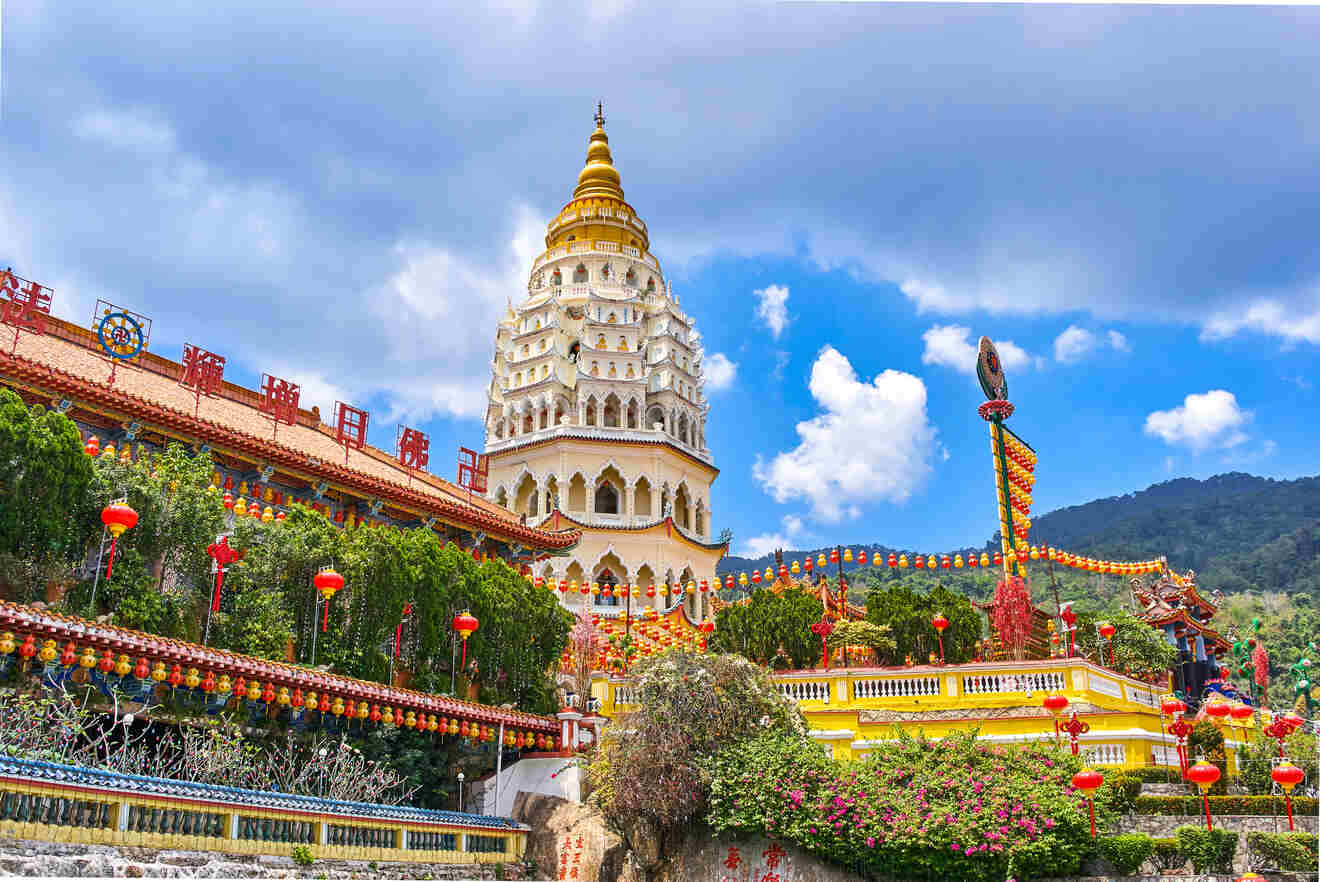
[595, 481, 620, 515]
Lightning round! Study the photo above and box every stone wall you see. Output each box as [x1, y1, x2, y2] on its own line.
[1116, 813, 1317, 873]
[0, 838, 536, 879]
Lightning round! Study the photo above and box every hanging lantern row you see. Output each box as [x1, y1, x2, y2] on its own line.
[675, 544, 1170, 587]
[534, 576, 703, 598]
[0, 631, 555, 747]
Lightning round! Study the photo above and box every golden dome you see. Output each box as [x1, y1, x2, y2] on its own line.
[573, 106, 624, 201]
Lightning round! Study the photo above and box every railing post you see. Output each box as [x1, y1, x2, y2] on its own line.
[115, 800, 129, 832]
[318, 821, 327, 845]
[227, 813, 239, 840]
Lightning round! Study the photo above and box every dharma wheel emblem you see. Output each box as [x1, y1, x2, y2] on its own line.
[977, 335, 1008, 401]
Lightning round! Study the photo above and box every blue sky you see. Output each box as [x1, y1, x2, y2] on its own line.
[2, 3, 1317, 557]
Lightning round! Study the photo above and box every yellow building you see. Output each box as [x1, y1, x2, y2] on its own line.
[593, 656, 1258, 771]
[483, 108, 725, 628]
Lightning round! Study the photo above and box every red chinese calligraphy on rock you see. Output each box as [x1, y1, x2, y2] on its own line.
[396, 425, 430, 470]
[761, 842, 786, 870]
[724, 846, 742, 870]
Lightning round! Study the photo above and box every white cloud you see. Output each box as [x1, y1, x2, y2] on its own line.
[1107, 329, 1130, 352]
[73, 108, 176, 152]
[921, 324, 1032, 376]
[753, 346, 939, 521]
[772, 350, 790, 381]
[754, 284, 790, 339]
[703, 352, 738, 391]
[1053, 325, 1097, 364]
[739, 514, 805, 558]
[1143, 390, 1251, 452]
[1201, 291, 1320, 345]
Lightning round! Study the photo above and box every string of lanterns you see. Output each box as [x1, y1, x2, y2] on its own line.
[0, 631, 555, 749]
[616, 546, 1168, 591]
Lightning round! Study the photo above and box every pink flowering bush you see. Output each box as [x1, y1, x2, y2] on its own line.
[708, 729, 1099, 881]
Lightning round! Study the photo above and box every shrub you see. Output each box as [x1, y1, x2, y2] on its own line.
[1247, 831, 1319, 872]
[1174, 825, 1238, 873]
[589, 651, 804, 842]
[291, 846, 315, 866]
[1148, 837, 1185, 873]
[1097, 833, 1154, 875]
[708, 729, 1094, 882]
[1133, 794, 1319, 815]
[1094, 772, 1141, 815]
[1186, 722, 1229, 795]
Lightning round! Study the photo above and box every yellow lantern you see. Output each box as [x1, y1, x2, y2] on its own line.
[216, 674, 232, 695]
[691, 580, 700, 593]
[843, 548, 853, 563]
[1030, 546, 1040, 560]
[873, 553, 882, 568]
[763, 566, 773, 580]
[150, 660, 166, 681]
[303, 689, 317, 710]
[898, 554, 908, 568]
[331, 697, 346, 717]
[979, 552, 990, 567]
[817, 553, 827, 568]
[953, 554, 964, 569]
[357, 701, 370, 719]
[114, 654, 131, 676]
[246, 680, 261, 701]
[382, 707, 395, 726]
[185, 668, 201, 689]
[926, 555, 937, 569]
[276, 687, 291, 706]
[427, 714, 439, 732]
[591, 582, 600, 596]
[791, 560, 801, 575]
[233, 496, 247, 516]
[261, 506, 274, 524]
[404, 710, 417, 729]
[737, 573, 748, 587]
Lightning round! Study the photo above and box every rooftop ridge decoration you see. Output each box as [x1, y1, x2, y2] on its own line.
[0, 756, 526, 831]
[0, 601, 559, 735]
[0, 332, 580, 551]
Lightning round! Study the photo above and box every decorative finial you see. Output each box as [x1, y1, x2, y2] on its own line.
[595, 101, 605, 128]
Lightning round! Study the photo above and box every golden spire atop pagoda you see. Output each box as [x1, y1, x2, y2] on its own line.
[573, 102, 625, 201]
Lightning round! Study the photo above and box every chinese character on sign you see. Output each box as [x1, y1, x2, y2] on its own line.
[334, 401, 369, 461]
[0, 268, 53, 356]
[724, 846, 742, 870]
[179, 344, 226, 417]
[456, 446, 489, 495]
[396, 425, 430, 471]
[761, 842, 786, 870]
[259, 373, 300, 439]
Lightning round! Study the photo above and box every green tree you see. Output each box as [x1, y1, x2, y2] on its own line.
[865, 583, 980, 664]
[825, 620, 896, 664]
[709, 587, 824, 669]
[66, 443, 225, 637]
[0, 390, 96, 602]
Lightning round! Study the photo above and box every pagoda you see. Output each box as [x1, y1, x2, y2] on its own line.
[482, 107, 727, 629]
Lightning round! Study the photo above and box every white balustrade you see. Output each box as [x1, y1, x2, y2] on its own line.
[569, 242, 591, 253]
[852, 677, 941, 700]
[622, 245, 641, 258]
[1125, 685, 1157, 707]
[1089, 675, 1123, 699]
[1152, 744, 1180, 767]
[961, 672, 1066, 695]
[1082, 743, 1126, 766]
[595, 241, 620, 253]
[613, 685, 637, 707]
[777, 680, 831, 705]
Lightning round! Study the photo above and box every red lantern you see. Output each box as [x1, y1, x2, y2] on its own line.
[698, 620, 715, 635]
[132, 657, 150, 680]
[1272, 760, 1306, 830]
[887, 553, 897, 567]
[1160, 697, 1186, 717]
[723, 574, 733, 590]
[453, 610, 479, 669]
[940, 556, 951, 569]
[1043, 694, 1069, 716]
[1098, 622, 1116, 640]
[1186, 760, 1222, 830]
[804, 556, 814, 572]
[829, 548, 839, 564]
[1205, 698, 1231, 727]
[312, 566, 345, 632]
[201, 671, 216, 693]
[993, 551, 1003, 566]
[752, 570, 762, 584]
[699, 580, 709, 593]
[168, 664, 183, 688]
[967, 552, 978, 568]
[1071, 768, 1104, 837]
[100, 500, 139, 580]
[914, 555, 925, 569]
[1230, 703, 1254, 723]
[858, 550, 868, 565]
[84, 436, 100, 457]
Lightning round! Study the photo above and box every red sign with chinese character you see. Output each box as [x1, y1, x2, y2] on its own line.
[179, 343, 226, 416]
[0, 268, 53, 356]
[334, 401, 369, 459]
[457, 446, 488, 494]
[396, 425, 430, 471]
[259, 374, 300, 438]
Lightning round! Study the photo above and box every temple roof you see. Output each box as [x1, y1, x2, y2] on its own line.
[0, 602, 559, 732]
[0, 317, 579, 552]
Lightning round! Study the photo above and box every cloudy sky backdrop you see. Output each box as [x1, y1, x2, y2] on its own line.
[3, 2, 1317, 557]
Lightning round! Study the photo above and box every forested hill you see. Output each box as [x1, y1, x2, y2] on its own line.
[722, 472, 1320, 600]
